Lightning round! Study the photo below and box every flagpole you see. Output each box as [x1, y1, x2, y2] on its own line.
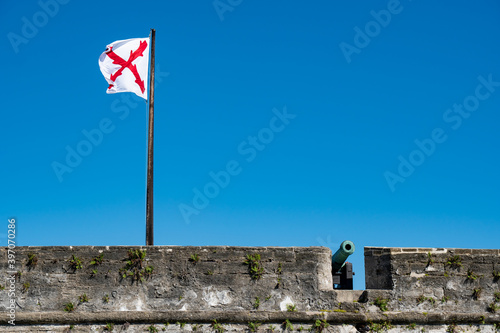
[146, 29, 155, 246]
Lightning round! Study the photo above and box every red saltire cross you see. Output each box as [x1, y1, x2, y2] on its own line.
[105, 40, 148, 93]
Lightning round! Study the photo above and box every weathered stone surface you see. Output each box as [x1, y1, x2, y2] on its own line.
[1, 245, 499, 332]
[364, 246, 500, 315]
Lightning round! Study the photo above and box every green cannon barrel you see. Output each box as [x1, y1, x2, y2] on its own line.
[332, 240, 355, 272]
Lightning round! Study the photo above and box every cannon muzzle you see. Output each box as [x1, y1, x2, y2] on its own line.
[332, 240, 355, 272]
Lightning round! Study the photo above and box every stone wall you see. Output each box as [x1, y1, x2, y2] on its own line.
[0, 245, 499, 332]
[365, 247, 500, 313]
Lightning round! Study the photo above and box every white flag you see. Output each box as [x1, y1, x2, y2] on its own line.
[98, 37, 150, 99]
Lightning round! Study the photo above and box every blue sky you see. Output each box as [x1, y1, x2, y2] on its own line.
[1, 1, 499, 290]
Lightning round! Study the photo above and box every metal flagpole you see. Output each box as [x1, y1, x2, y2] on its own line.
[146, 29, 155, 246]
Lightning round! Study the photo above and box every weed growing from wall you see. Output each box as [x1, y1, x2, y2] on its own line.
[90, 253, 104, 266]
[446, 255, 462, 269]
[313, 320, 330, 332]
[282, 319, 294, 331]
[104, 323, 114, 331]
[63, 302, 74, 312]
[119, 249, 153, 283]
[472, 288, 482, 300]
[189, 253, 200, 263]
[467, 269, 482, 282]
[210, 319, 224, 333]
[253, 297, 260, 309]
[374, 297, 389, 311]
[147, 325, 159, 333]
[27, 253, 38, 269]
[69, 255, 83, 271]
[248, 322, 261, 332]
[243, 254, 264, 280]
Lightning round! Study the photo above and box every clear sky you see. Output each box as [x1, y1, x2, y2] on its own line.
[1, 1, 499, 290]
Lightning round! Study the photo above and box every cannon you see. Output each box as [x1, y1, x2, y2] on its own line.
[332, 240, 355, 289]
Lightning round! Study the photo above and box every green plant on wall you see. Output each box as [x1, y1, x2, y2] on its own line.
[90, 253, 104, 266]
[489, 291, 500, 313]
[472, 288, 482, 300]
[407, 323, 417, 330]
[144, 265, 154, 279]
[27, 253, 38, 268]
[119, 249, 152, 283]
[210, 319, 224, 333]
[417, 296, 437, 306]
[276, 262, 283, 288]
[369, 321, 392, 333]
[69, 254, 83, 270]
[276, 277, 282, 288]
[248, 322, 261, 332]
[128, 249, 146, 265]
[282, 319, 294, 331]
[243, 254, 264, 280]
[445, 255, 462, 269]
[104, 322, 114, 331]
[446, 324, 458, 333]
[426, 252, 434, 266]
[253, 296, 260, 309]
[189, 253, 200, 263]
[467, 269, 481, 281]
[147, 325, 159, 333]
[313, 319, 330, 332]
[78, 293, 89, 303]
[63, 302, 74, 312]
[374, 297, 389, 312]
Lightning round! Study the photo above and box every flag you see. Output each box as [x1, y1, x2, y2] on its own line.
[98, 37, 150, 99]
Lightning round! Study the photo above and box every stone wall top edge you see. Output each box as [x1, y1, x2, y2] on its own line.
[3, 245, 331, 251]
[365, 246, 499, 254]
